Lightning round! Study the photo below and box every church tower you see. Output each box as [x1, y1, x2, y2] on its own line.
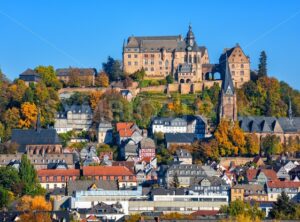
[219, 56, 237, 122]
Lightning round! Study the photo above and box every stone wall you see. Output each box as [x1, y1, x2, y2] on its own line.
[140, 85, 166, 93]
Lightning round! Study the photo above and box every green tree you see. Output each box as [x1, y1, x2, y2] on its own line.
[0, 166, 20, 193]
[19, 155, 44, 196]
[166, 74, 174, 84]
[0, 186, 10, 208]
[102, 56, 124, 81]
[258, 51, 267, 78]
[131, 69, 145, 82]
[35, 65, 62, 89]
[269, 191, 299, 219]
[261, 134, 282, 156]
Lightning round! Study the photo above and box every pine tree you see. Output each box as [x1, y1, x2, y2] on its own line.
[258, 51, 267, 78]
[269, 191, 297, 219]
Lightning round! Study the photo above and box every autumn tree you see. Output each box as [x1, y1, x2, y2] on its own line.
[284, 136, 300, 154]
[261, 134, 282, 156]
[95, 71, 109, 87]
[89, 90, 103, 110]
[171, 173, 180, 188]
[35, 65, 62, 89]
[245, 133, 260, 155]
[68, 68, 81, 87]
[193, 139, 220, 162]
[7, 79, 27, 106]
[17, 195, 52, 222]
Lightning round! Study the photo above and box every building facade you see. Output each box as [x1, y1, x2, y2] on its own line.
[123, 25, 208, 83]
[54, 104, 92, 133]
[56, 68, 96, 87]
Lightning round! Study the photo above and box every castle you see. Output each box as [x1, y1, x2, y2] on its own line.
[123, 25, 250, 88]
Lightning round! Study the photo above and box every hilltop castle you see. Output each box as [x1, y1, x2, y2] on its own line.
[123, 25, 250, 88]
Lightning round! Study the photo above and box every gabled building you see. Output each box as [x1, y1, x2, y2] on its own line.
[82, 166, 137, 189]
[54, 104, 92, 133]
[38, 168, 80, 190]
[174, 149, 192, 165]
[246, 169, 278, 185]
[266, 181, 300, 202]
[56, 68, 96, 87]
[116, 122, 143, 145]
[11, 115, 61, 153]
[152, 117, 187, 134]
[97, 121, 113, 144]
[19, 68, 41, 85]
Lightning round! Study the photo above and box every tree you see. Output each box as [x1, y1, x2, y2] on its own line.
[18, 102, 38, 129]
[245, 133, 260, 155]
[0, 186, 10, 209]
[220, 199, 264, 221]
[193, 139, 220, 162]
[258, 51, 267, 78]
[95, 71, 109, 87]
[102, 56, 124, 81]
[0, 166, 21, 194]
[269, 191, 299, 219]
[131, 69, 145, 82]
[261, 134, 282, 156]
[17, 195, 52, 222]
[166, 74, 174, 84]
[35, 65, 62, 89]
[68, 68, 81, 87]
[89, 90, 103, 110]
[171, 173, 180, 188]
[19, 155, 45, 196]
[123, 76, 133, 88]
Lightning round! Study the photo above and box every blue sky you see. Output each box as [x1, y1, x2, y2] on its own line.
[0, 0, 300, 89]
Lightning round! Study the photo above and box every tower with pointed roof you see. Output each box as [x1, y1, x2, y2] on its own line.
[219, 56, 237, 121]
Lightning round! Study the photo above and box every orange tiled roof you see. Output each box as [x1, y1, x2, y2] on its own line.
[267, 181, 300, 188]
[38, 169, 80, 177]
[246, 169, 258, 181]
[83, 166, 134, 176]
[260, 169, 278, 181]
[116, 122, 135, 137]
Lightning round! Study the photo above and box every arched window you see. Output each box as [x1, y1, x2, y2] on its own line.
[189, 55, 192, 63]
[165, 60, 169, 67]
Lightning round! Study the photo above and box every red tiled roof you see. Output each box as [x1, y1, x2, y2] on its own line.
[191, 210, 219, 216]
[38, 169, 80, 177]
[116, 122, 134, 131]
[246, 169, 258, 182]
[260, 169, 278, 181]
[83, 166, 134, 176]
[267, 181, 300, 188]
[116, 122, 135, 137]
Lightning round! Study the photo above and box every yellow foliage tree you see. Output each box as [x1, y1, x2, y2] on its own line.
[95, 71, 109, 87]
[19, 102, 38, 129]
[90, 90, 103, 110]
[17, 195, 52, 222]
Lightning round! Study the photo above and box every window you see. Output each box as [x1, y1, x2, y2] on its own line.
[128, 61, 131, 66]
[232, 64, 235, 68]
[151, 67, 154, 71]
[241, 64, 244, 68]
[240, 71, 244, 75]
[46, 176, 49, 182]
[69, 177, 73, 181]
[54, 176, 57, 182]
[134, 54, 138, 58]
[46, 184, 49, 189]
[134, 61, 138, 66]
[151, 54, 155, 58]
[62, 176, 65, 182]
[54, 184, 57, 189]
[232, 71, 235, 76]
[128, 54, 131, 58]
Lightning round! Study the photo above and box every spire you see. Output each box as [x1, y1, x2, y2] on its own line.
[186, 24, 195, 47]
[289, 97, 293, 120]
[223, 54, 235, 95]
[36, 108, 41, 133]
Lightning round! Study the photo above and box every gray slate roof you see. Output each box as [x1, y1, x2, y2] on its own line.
[165, 133, 195, 143]
[56, 68, 97, 77]
[11, 128, 61, 152]
[238, 116, 300, 133]
[152, 117, 187, 126]
[57, 104, 92, 118]
[67, 180, 118, 196]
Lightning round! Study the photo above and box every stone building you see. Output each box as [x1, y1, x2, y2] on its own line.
[54, 104, 92, 133]
[56, 68, 96, 86]
[219, 44, 250, 88]
[123, 25, 208, 83]
[123, 25, 250, 88]
[97, 121, 113, 144]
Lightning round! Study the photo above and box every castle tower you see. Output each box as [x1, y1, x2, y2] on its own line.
[219, 55, 237, 122]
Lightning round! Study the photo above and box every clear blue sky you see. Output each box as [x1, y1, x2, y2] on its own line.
[0, 1, 300, 89]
